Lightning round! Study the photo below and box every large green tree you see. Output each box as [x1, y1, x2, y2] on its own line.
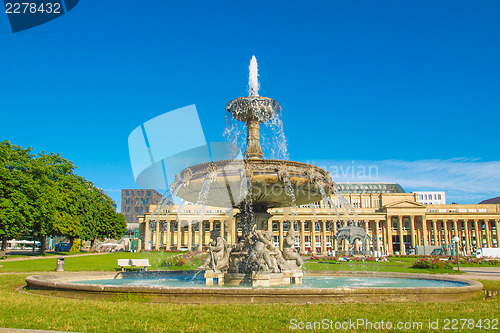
[79, 185, 126, 251]
[0, 142, 33, 250]
[0, 141, 126, 254]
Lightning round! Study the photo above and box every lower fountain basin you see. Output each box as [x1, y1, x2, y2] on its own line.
[175, 159, 333, 208]
[25, 271, 482, 304]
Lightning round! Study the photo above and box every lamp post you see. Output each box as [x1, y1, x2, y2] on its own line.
[452, 236, 460, 271]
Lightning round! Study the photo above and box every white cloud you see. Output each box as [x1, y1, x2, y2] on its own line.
[307, 158, 500, 204]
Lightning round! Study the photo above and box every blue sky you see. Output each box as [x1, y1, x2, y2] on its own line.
[1, 0, 499, 209]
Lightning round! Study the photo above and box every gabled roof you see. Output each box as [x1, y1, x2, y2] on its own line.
[479, 196, 500, 204]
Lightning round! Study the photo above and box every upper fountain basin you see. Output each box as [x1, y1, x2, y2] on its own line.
[226, 96, 281, 123]
[175, 159, 333, 208]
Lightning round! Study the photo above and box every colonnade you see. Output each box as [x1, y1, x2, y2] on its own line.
[139, 215, 500, 256]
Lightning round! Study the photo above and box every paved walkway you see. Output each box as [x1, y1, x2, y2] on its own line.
[0, 329, 78, 333]
[452, 266, 500, 281]
[0, 252, 110, 262]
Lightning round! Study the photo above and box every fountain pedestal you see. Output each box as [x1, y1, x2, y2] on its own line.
[204, 271, 225, 285]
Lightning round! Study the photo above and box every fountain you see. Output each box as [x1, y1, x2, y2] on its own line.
[24, 56, 483, 303]
[171, 55, 334, 286]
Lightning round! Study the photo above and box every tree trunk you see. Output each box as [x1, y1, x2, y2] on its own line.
[1, 236, 6, 251]
[40, 236, 47, 255]
[90, 239, 96, 252]
[69, 237, 74, 249]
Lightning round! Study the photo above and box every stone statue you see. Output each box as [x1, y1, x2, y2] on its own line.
[282, 229, 303, 267]
[253, 229, 279, 272]
[202, 230, 230, 271]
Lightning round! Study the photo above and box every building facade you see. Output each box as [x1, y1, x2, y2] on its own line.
[415, 191, 446, 205]
[121, 189, 162, 231]
[138, 184, 500, 256]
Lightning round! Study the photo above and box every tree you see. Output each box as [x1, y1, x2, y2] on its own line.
[0, 142, 33, 250]
[27, 151, 77, 255]
[0, 140, 126, 254]
[80, 185, 127, 251]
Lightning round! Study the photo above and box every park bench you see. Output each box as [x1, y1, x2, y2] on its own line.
[117, 259, 150, 271]
[0, 251, 6, 259]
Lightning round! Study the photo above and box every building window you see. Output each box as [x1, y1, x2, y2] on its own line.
[147, 191, 151, 196]
[272, 222, 278, 232]
[315, 222, 320, 231]
[479, 209, 487, 213]
[304, 222, 310, 232]
[135, 207, 139, 213]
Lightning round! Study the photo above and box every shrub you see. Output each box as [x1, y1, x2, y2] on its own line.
[412, 258, 453, 270]
[162, 251, 206, 268]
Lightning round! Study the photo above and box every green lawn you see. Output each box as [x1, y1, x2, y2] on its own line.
[0, 253, 499, 332]
[303, 260, 463, 274]
[0, 274, 498, 332]
[0, 251, 181, 272]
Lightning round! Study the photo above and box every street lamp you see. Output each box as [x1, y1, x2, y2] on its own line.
[452, 236, 460, 271]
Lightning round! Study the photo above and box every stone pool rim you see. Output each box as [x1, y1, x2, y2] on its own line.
[25, 270, 483, 304]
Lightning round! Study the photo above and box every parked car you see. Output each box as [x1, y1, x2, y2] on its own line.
[54, 242, 71, 252]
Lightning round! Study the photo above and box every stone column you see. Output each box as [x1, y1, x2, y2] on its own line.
[333, 220, 338, 253]
[176, 221, 181, 250]
[144, 220, 151, 251]
[187, 220, 192, 251]
[453, 220, 458, 237]
[220, 220, 225, 240]
[485, 220, 492, 248]
[421, 216, 428, 246]
[166, 221, 171, 250]
[386, 216, 393, 254]
[398, 215, 405, 254]
[496, 220, 500, 248]
[374, 220, 380, 254]
[432, 220, 438, 246]
[463, 220, 470, 255]
[155, 220, 160, 250]
[300, 220, 305, 254]
[198, 221, 203, 251]
[364, 220, 370, 253]
[409, 215, 416, 248]
[231, 219, 237, 246]
[442, 220, 449, 245]
[311, 221, 317, 255]
[474, 220, 481, 249]
[278, 219, 284, 251]
[322, 220, 327, 255]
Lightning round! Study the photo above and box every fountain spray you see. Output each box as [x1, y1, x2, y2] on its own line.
[248, 55, 260, 96]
